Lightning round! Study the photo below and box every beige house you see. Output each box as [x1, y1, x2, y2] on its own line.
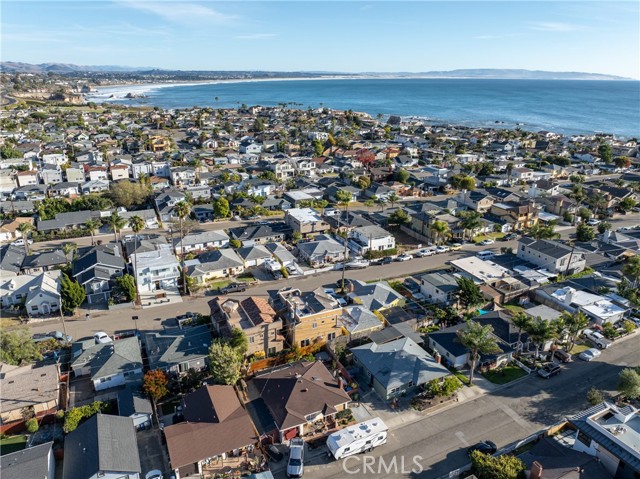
[285, 208, 330, 236]
[0, 363, 59, 425]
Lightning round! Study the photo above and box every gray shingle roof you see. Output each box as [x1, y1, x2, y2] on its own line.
[349, 280, 403, 311]
[0, 245, 25, 275]
[144, 325, 211, 371]
[0, 441, 53, 479]
[62, 414, 141, 479]
[71, 337, 142, 380]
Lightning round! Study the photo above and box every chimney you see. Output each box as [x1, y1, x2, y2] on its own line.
[603, 230, 611, 243]
[564, 289, 574, 306]
[530, 461, 543, 479]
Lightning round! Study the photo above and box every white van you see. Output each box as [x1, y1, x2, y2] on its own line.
[327, 418, 388, 459]
[476, 250, 495, 260]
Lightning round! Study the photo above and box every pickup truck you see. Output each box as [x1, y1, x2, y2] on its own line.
[582, 328, 612, 349]
[220, 283, 247, 294]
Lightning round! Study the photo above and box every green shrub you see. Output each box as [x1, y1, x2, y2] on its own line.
[587, 387, 604, 405]
[63, 401, 107, 433]
[26, 418, 39, 434]
[470, 450, 526, 479]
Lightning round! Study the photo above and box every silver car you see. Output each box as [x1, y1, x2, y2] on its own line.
[287, 438, 305, 478]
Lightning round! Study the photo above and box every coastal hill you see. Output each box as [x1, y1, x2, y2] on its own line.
[0, 62, 631, 81]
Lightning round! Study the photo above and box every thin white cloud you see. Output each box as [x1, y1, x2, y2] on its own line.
[117, 1, 237, 25]
[234, 33, 277, 40]
[528, 22, 583, 32]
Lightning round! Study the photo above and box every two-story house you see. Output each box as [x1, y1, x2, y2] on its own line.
[212, 296, 285, 357]
[517, 238, 586, 275]
[489, 201, 539, 231]
[72, 244, 125, 304]
[285, 208, 330, 237]
[456, 189, 495, 213]
[349, 225, 396, 256]
[131, 247, 181, 293]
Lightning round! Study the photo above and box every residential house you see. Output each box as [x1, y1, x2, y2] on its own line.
[517, 238, 586, 275]
[236, 244, 273, 267]
[0, 244, 26, 276]
[338, 305, 384, 339]
[0, 217, 33, 243]
[276, 288, 343, 347]
[71, 336, 143, 392]
[110, 163, 130, 181]
[62, 414, 141, 479]
[120, 209, 159, 230]
[144, 325, 212, 375]
[212, 296, 285, 357]
[229, 223, 292, 246]
[349, 225, 395, 256]
[569, 402, 640, 477]
[131, 248, 181, 293]
[164, 385, 257, 479]
[64, 165, 85, 183]
[185, 248, 245, 283]
[270, 160, 295, 180]
[48, 181, 80, 198]
[489, 201, 539, 230]
[154, 189, 187, 223]
[72, 244, 125, 304]
[347, 280, 403, 312]
[285, 208, 330, 237]
[37, 210, 93, 234]
[86, 165, 108, 182]
[16, 170, 38, 187]
[420, 270, 459, 305]
[21, 249, 67, 274]
[247, 361, 351, 441]
[0, 363, 59, 426]
[170, 167, 197, 188]
[186, 185, 211, 201]
[117, 386, 153, 430]
[456, 189, 495, 213]
[193, 204, 214, 222]
[40, 165, 63, 185]
[538, 285, 626, 325]
[81, 179, 110, 194]
[296, 234, 346, 266]
[0, 441, 55, 479]
[352, 337, 449, 400]
[0, 271, 61, 317]
[13, 184, 48, 201]
[174, 230, 230, 254]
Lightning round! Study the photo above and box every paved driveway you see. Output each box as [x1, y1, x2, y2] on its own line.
[137, 428, 170, 477]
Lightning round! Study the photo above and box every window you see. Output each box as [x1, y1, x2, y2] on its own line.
[327, 332, 336, 341]
[407, 381, 414, 387]
[268, 347, 276, 356]
[577, 431, 591, 447]
[301, 339, 310, 347]
[249, 336, 255, 343]
[312, 322, 318, 329]
[31, 305, 38, 311]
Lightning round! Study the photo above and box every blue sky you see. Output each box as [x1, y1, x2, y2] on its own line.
[3, 1, 639, 78]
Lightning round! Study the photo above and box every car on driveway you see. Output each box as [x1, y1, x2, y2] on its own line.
[287, 438, 305, 478]
[415, 248, 436, 257]
[553, 349, 573, 363]
[467, 440, 497, 456]
[480, 238, 495, 245]
[435, 245, 450, 253]
[582, 328, 611, 349]
[220, 282, 247, 294]
[579, 348, 601, 361]
[396, 253, 413, 262]
[587, 218, 600, 226]
[94, 332, 113, 344]
[538, 363, 562, 379]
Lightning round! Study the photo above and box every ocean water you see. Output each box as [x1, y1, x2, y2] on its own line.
[89, 78, 640, 137]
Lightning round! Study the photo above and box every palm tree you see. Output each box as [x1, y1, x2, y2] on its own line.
[85, 219, 102, 246]
[174, 201, 192, 295]
[335, 190, 353, 293]
[560, 311, 589, 352]
[525, 317, 556, 359]
[62, 243, 76, 265]
[429, 220, 451, 245]
[457, 321, 502, 385]
[17, 223, 33, 255]
[128, 215, 145, 307]
[623, 255, 640, 288]
[525, 223, 560, 240]
[375, 196, 387, 212]
[458, 211, 483, 242]
[388, 192, 400, 209]
[107, 212, 126, 242]
[511, 312, 532, 351]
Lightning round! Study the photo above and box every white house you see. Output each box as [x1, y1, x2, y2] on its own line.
[517, 238, 586, 275]
[420, 271, 459, 305]
[349, 225, 395, 255]
[0, 270, 61, 317]
[131, 248, 181, 293]
[174, 230, 230, 254]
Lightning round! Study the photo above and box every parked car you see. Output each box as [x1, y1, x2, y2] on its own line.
[272, 270, 283, 280]
[381, 256, 394, 264]
[553, 349, 573, 363]
[582, 328, 612, 349]
[265, 444, 284, 462]
[449, 243, 463, 251]
[11, 238, 33, 246]
[145, 471, 163, 479]
[502, 233, 519, 241]
[220, 282, 247, 294]
[579, 348, 602, 361]
[435, 245, 450, 253]
[587, 218, 600, 226]
[480, 238, 495, 245]
[467, 440, 497, 456]
[537, 363, 562, 379]
[287, 438, 305, 478]
[93, 332, 113, 344]
[415, 248, 435, 257]
[396, 253, 413, 262]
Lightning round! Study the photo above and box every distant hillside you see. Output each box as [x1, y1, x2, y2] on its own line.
[0, 62, 153, 73]
[0, 62, 632, 80]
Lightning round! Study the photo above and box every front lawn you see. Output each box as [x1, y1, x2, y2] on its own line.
[473, 232, 506, 244]
[482, 365, 527, 385]
[0, 435, 27, 455]
[569, 343, 591, 354]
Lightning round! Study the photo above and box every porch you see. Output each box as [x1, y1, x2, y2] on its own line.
[201, 448, 267, 478]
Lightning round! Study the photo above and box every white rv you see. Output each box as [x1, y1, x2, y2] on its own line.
[327, 417, 388, 459]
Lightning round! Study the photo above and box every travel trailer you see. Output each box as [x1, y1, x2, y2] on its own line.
[327, 417, 388, 459]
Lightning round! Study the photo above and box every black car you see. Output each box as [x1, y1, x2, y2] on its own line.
[220, 283, 247, 294]
[502, 233, 519, 241]
[265, 444, 284, 462]
[537, 363, 562, 379]
[467, 440, 497, 456]
[381, 256, 394, 264]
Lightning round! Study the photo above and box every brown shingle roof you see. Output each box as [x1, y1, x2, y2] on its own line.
[240, 297, 276, 325]
[164, 385, 256, 469]
[249, 361, 351, 431]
